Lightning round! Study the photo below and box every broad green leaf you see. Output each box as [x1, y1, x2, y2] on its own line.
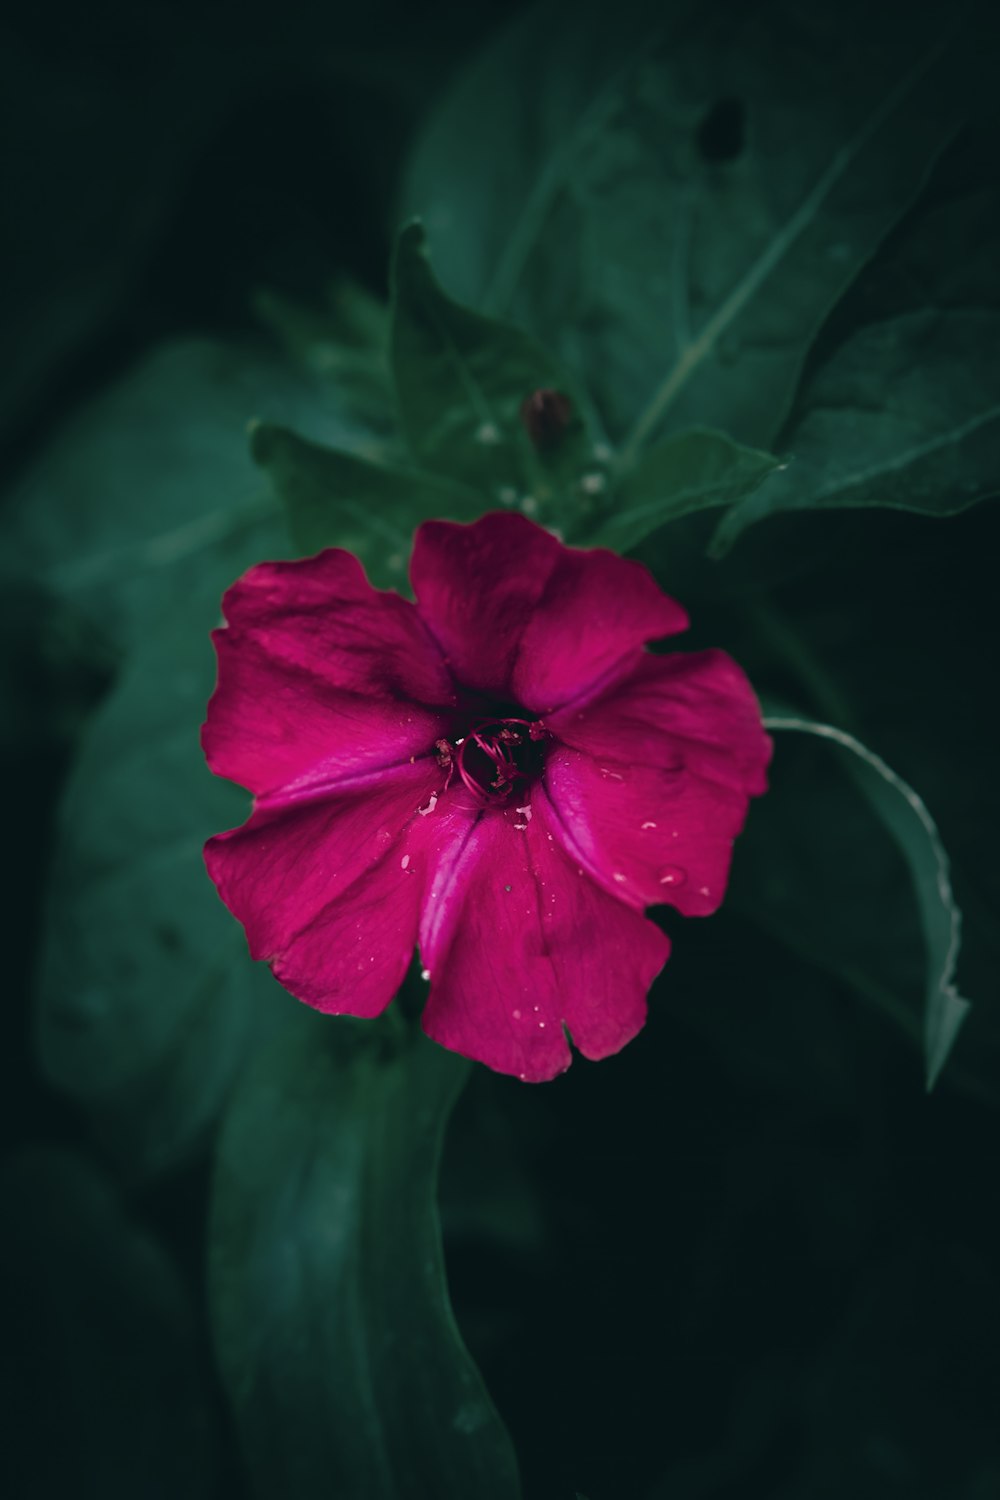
[210, 1007, 522, 1500]
[581, 429, 779, 552]
[34, 588, 292, 1180]
[403, 0, 965, 451]
[711, 189, 1000, 552]
[0, 1148, 219, 1498]
[391, 222, 597, 517]
[253, 275, 396, 437]
[251, 422, 487, 587]
[763, 715, 971, 1089]
[3, 338, 359, 657]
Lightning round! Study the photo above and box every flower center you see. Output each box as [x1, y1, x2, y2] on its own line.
[436, 717, 548, 807]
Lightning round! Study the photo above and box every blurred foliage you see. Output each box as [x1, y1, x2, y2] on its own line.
[2, 1, 999, 1498]
[210, 1005, 520, 1500]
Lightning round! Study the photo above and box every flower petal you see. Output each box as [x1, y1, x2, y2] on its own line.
[543, 650, 771, 914]
[410, 513, 688, 712]
[203, 549, 456, 798]
[205, 760, 440, 1015]
[416, 791, 670, 1081]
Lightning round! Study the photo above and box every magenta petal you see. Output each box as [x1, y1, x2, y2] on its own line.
[204, 760, 439, 1016]
[543, 650, 771, 915]
[548, 650, 773, 795]
[203, 549, 456, 797]
[416, 793, 670, 1081]
[542, 747, 746, 916]
[410, 513, 688, 711]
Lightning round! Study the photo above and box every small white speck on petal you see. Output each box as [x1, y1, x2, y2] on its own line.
[400, 854, 410, 870]
[418, 792, 439, 817]
[641, 821, 657, 830]
[420, 968, 431, 981]
[612, 871, 627, 883]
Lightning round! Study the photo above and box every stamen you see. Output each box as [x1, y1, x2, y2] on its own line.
[450, 717, 550, 807]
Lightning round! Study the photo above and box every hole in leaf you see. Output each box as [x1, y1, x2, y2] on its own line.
[697, 97, 746, 162]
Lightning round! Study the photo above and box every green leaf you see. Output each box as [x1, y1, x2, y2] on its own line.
[12, 335, 374, 1175]
[0, 1148, 219, 1497]
[251, 422, 488, 587]
[34, 587, 291, 1180]
[763, 715, 971, 1089]
[253, 275, 396, 436]
[3, 338, 359, 657]
[403, 0, 966, 451]
[711, 188, 1000, 552]
[582, 429, 779, 552]
[210, 1007, 522, 1500]
[391, 222, 597, 517]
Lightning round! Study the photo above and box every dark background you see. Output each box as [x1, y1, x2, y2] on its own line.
[2, 3, 999, 1498]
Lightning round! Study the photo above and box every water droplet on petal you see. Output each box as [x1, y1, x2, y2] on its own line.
[513, 1009, 522, 1020]
[612, 871, 627, 884]
[400, 854, 410, 870]
[538, 1021, 546, 1029]
[641, 821, 657, 831]
[698, 885, 711, 897]
[658, 865, 687, 888]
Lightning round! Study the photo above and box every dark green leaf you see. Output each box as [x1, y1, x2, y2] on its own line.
[762, 714, 971, 1089]
[4, 338, 358, 657]
[251, 422, 487, 587]
[253, 276, 396, 436]
[583, 429, 779, 552]
[0, 1148, 219, 1498]
[403, 0, 965, 451]
[34, 587, 291, 1181]
[391, 222, 596, 518]
[210, 1007, 522, 1500]
[711, 189, 1000, 552]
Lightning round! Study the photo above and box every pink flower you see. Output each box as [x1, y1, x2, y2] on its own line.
[202, 513, 770, 1082]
